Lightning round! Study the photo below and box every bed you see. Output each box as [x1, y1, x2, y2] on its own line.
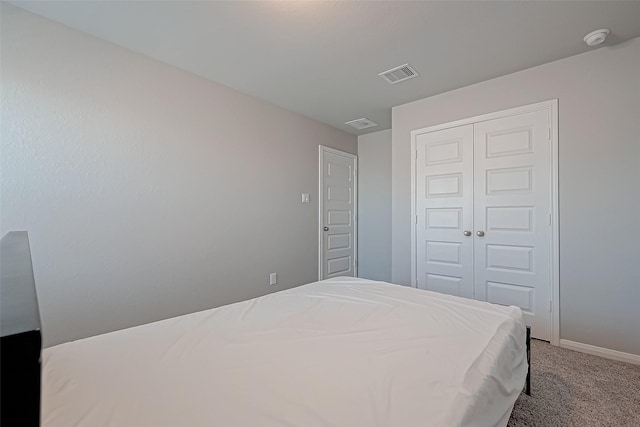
[2, 232, 529, 427]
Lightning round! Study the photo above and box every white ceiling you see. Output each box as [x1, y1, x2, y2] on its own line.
[9, 1, 640, 135]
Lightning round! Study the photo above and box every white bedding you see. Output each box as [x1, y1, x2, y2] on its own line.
[42, 277, 527, 427]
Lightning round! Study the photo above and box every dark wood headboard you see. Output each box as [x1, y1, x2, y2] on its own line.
[1, 231, 42, 426]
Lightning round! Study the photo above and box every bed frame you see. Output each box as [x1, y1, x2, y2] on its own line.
[0, 230, 531, 426]
[1, 231, 42, 426]
[526, 325, 531, 395]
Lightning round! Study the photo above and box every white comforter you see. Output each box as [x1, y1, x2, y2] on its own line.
[42, 277, 527, 426]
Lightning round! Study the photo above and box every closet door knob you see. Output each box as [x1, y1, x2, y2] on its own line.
[463, 230, 472, 236]
[476, 231, 485, 237]
[323, 226, 329, 231]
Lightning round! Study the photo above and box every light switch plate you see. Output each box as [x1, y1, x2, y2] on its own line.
[301, 193, 310, 204]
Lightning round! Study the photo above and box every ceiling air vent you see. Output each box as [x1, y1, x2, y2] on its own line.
[379, 63, 419, 84]
[345, 118, 378, 130]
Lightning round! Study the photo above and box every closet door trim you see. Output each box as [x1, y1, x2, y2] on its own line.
[410, 99, 559, 346]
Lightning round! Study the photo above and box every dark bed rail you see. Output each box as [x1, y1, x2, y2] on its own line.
[526, 325, 531, 396]
[1, 231, 42, 426]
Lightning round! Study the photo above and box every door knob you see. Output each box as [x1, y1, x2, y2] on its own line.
[476, 231, 485, 237]
[323, 226, 329, 231]
[463, 230, 472, 236]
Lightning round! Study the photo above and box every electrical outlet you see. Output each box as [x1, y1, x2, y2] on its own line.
[269, 273, 277, 286]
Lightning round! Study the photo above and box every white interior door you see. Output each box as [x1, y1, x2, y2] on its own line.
[415, 125, 474, 297]
[473, 110, 552, 340]
[413, 107, 554, 341]
[319, 146, 357, 280]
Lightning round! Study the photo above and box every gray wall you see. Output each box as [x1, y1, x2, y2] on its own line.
[357, 130, 392, 282]
[1, 4, 357, 347]
[392, 37, 640, 355]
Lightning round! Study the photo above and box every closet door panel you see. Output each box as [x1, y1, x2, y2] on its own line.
[473, 110, 552, 340]
[415, 125, 474, 298]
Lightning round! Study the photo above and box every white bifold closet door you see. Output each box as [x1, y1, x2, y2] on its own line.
[416, 109, 552, 340]
[416, 125, 474, 298]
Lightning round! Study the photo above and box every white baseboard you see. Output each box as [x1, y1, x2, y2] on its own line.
[559, 339, 640, 365]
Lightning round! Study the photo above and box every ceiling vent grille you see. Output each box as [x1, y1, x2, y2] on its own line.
[345, 117, 378, 130]
[379, 63, 419, 84]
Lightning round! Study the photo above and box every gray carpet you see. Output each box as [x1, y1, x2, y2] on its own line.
[508, 339, 640, 426]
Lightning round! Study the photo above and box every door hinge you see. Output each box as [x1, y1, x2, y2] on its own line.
[549, 299, 553, 312]
[415, 214, 418, 225]
[415, 150, 418, 160]
[548, 128, 552, 141]
[549, 213, 552, 226]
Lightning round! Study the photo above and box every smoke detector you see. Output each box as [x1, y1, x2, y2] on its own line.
[379, 63, 419, 84]
[583, 29, 609, 47]
[345, 118, 378, 130]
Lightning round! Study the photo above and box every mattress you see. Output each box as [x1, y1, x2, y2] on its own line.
[42, 277, 527, 427]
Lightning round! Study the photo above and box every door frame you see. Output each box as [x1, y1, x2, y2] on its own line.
[318, 145, 358, 280]
[409, 99, 559, 346]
